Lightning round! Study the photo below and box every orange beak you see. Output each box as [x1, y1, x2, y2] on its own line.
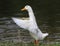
[21, 7, 26, 11]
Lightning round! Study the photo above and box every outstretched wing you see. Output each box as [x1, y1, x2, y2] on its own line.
[12, 17, 30, 29]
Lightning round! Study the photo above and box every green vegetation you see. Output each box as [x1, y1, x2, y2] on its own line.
[0, 41, 60, 46]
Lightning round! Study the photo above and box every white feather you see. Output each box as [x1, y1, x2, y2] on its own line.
[12, 18, 30, 29]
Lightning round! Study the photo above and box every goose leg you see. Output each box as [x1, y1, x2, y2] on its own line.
[34, 40, 39, 46]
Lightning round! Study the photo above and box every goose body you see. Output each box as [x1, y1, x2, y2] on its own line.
[12, 5, 48, 45]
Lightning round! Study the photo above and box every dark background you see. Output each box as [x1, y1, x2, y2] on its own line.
[0, 0, 59, 32]
[0, 0, 56, 17]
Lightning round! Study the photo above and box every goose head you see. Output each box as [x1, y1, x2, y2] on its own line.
[21, 5, 32, 12]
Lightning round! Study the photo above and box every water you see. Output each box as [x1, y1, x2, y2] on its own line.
[0, 17, 60, 43]
[0, 0, 60, 43]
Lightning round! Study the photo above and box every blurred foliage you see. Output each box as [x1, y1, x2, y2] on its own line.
[0, 41, 60, 46]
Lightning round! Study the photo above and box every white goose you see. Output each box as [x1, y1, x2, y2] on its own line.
[12, 5, 48, 46]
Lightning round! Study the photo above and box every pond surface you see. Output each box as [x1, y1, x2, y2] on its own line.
[0, 0, 60, 43]
[0, 17, 60, 43]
